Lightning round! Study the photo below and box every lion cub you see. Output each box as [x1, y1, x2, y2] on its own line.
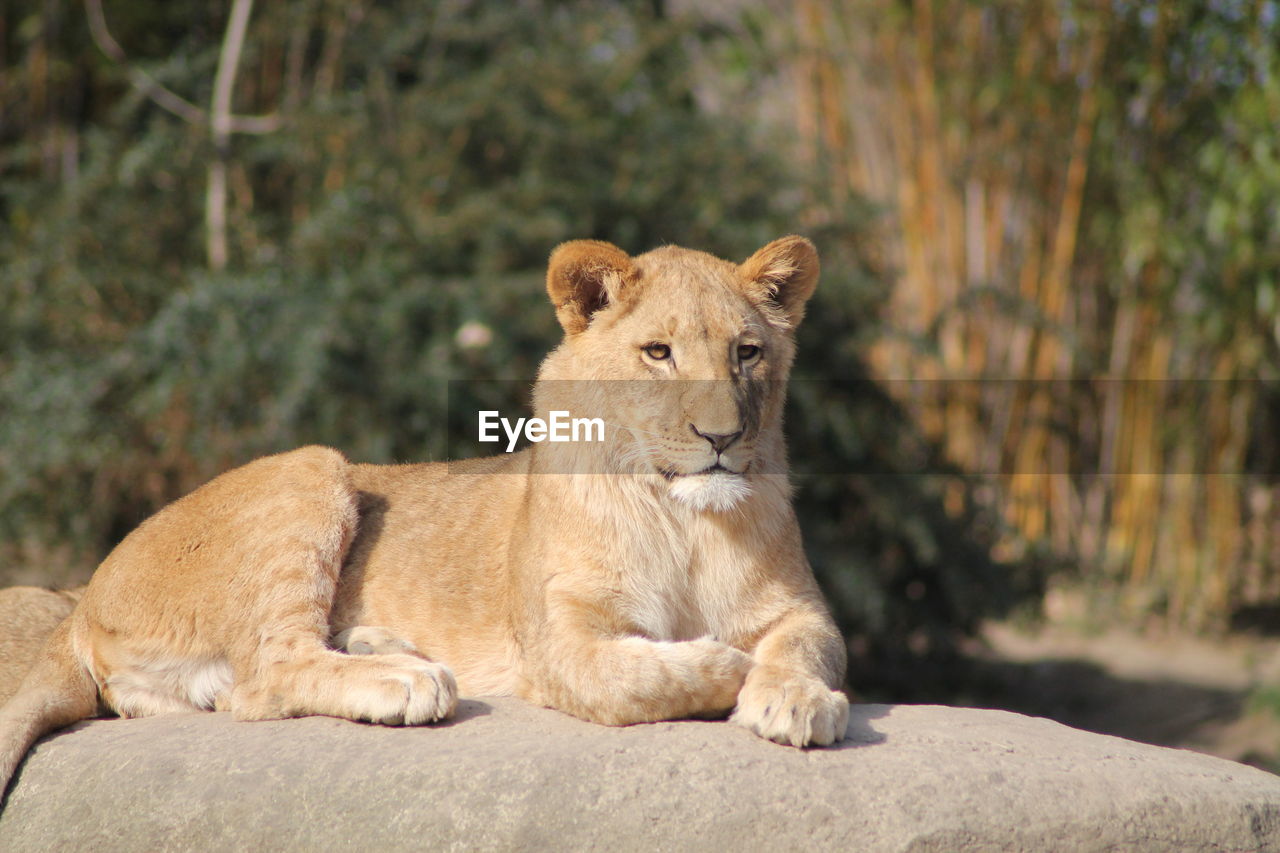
[0, 236, 849, 796]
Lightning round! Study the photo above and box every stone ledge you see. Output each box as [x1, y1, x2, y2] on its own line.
[2, 699, 1278, 851]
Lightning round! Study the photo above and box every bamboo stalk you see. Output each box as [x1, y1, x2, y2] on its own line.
[790, 0, 1276, 630]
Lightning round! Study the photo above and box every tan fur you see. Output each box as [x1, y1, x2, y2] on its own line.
[0, 587, 83, 705]
[0, 237, 848, 798]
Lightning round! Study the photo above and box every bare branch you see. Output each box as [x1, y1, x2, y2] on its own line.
[207, 0, 258, 271]
[228, 113, 283, 134]
[85, 0, 204, 124]
[83, 0, 281, 134]
[211, 0, 255, 144]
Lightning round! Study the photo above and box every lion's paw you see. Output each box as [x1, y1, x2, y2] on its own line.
[730, 667, 849, 747]
[339, 653, 458, 726]
[663, 638, 755, 713]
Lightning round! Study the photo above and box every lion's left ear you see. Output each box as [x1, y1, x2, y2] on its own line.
[737, 235, 820, 329]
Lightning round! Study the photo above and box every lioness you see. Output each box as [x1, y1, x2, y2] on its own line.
[0, 237, 849, 796]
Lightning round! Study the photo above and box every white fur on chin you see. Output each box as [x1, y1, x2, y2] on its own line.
[668, 472, 751, 512]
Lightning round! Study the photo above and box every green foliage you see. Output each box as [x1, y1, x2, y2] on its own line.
[787, 256, 1036, 694]
[807, 0, 1280, 630]
[0, 0, 1023, 689]
[1248, 684, 1280, 718]
[1090, 0, 1280, 370]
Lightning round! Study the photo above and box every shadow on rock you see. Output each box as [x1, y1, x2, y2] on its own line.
[834, 702, 890, 749]
[960, 657, 1245, 753]
[438, 698, 494, 727]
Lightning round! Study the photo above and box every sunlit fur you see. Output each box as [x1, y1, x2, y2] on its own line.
[0, 237, 849, 799]
[0, 587, 80, 706]
[668, 473, 752, 512]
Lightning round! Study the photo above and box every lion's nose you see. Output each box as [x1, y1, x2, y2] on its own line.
[691, 426, 743, 454]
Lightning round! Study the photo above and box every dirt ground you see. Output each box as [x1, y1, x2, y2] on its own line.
[966, 590, 1280, 775]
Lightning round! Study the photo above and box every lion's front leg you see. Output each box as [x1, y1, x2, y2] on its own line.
[523, 618, 753, 726]
[730, 609, 849, 747]
[555, 637, 752, 725]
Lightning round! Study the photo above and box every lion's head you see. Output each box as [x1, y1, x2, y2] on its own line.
[533, 237, 818, 512]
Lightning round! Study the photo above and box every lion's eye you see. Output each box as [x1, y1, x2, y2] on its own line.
[737, 344, 762, 362]
[643, 343, 672, 361]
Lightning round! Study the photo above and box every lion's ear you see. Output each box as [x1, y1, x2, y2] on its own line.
[546, 240, 637, 335]
[738, 235, 820, 329]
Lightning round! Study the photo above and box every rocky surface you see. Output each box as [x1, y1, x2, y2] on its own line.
[2, 698, 1278, 851]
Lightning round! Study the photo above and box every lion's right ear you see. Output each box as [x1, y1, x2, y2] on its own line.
[545, 240, 637, 335]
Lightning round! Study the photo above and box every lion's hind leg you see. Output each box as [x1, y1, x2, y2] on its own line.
[86, 447, 457, 729]
[224, 562, 458, 726]
[230, 645, 457, 726]
[227, 451, 455, 725]
[223, 557, 457, 725]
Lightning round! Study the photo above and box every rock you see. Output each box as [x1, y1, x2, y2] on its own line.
[1, 699, 1278, 851]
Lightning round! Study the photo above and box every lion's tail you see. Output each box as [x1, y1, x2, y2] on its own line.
[0, 618, 98, 803]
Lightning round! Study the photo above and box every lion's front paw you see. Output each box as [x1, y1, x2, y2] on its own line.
[680, 638, 755, 712]
[730, 667, 849, 747]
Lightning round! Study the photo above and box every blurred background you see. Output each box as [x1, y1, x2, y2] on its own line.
[1, 0, 1277, 770]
